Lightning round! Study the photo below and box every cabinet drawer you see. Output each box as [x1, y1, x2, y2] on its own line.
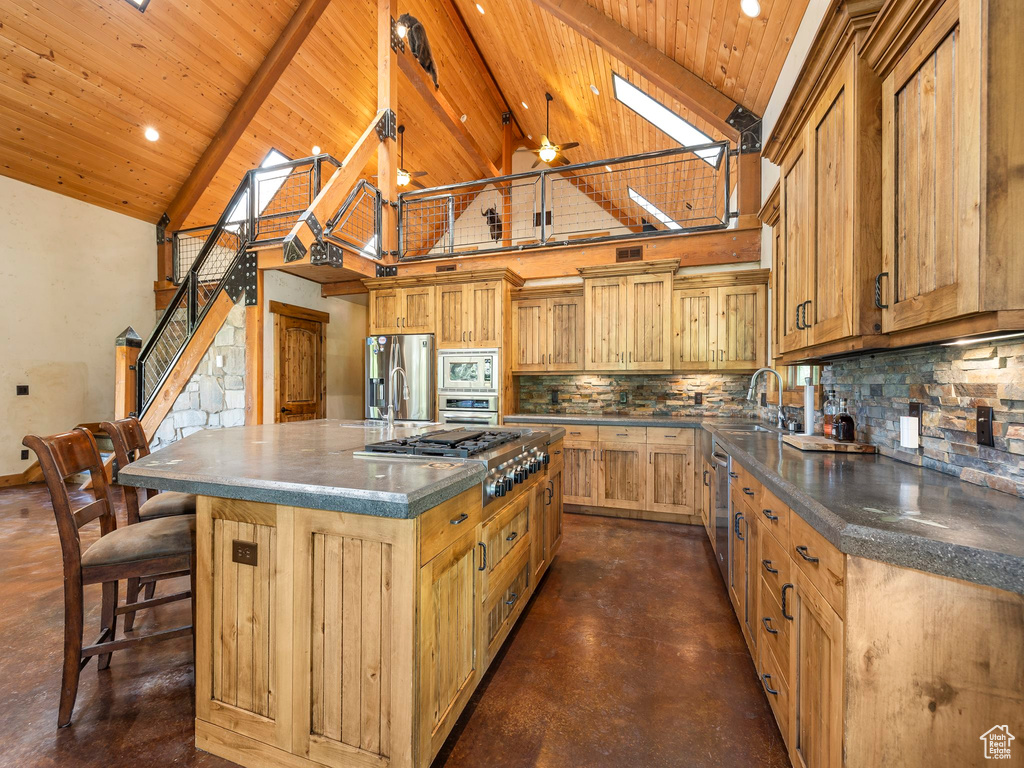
[419, 489, 482, 566]
[730, 462, 761, 509]
[646, 427, 694, 444]
[790, 513, 845, 617]
[562, 424, 599, 441]
[758, 519, 792, 597]
[598, 425, 647, 443]
[482, 493, 530, 581]
[546, 439, 564, 473]
[757, 638, 791, 746]
[758, 575, 791, 681]
[484, 544, 531, 657]
[758, 486, 790, 550]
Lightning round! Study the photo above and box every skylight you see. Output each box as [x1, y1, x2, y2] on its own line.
[628, 187, 681, 230]
[228, 149, 290, 227]
[124, 0, 151, 11]
[612, 73, 721, 166]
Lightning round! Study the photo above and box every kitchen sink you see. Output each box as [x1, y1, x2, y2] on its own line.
[718, 424, 774, 433]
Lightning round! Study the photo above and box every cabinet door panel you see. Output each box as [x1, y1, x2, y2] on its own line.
[780, 133, 811, 353]
[597, 443, 644, 510]
[563, 441, 598, 506]
[511, 299, 547, 371]
[401, 287, 434, 333]
[466, 281, 501, 347]
[584, 277, 627, 370]
[369, 290, 400, 335]
[646, 444, 695, 516]
[673, 288, 717, 371]
[548, 296, 584, 370]
[436, 285, 466, 348]
[545, 469, 563, 557]
[717, 285, 766, 371]
[626, 274, 672, 370]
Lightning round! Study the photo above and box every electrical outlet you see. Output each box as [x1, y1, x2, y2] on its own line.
[977, 406, 995, 447]
[550, 391, 558, 405]
[694, 392, 703, 405]
[760, 392, 767, 407]
[908, 402, 923, 434]
[231, 540, 258, 567]
[619, 392, 628, 406]
[21, 449, 29, 461]
[16, 385, 28, 396]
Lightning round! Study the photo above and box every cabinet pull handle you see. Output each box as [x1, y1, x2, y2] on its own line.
[616, 432, 628, 437]
[734, 512, 745, 541]
[546, 481, 553, 505]
[729, 471, 739, 479]
[504, 592, 519, 607]
[875, 271, 890, 309]
[762, 508, 778, 522]
[469, 330, 473, 342]
[781, 583, 794, 621]
[795, 545, 819, 563]
[795, 303, 803, 331]
[450, 513, 469, 526]
[702, 469, 709, 486]
[762, 559, 778, 575]
[742, 487, 754, 496]
[804, 300, 813, 327]
[477, 542, 487, 571]
[462, 331, 467, 342]
[505, 531, 518, 543]
[762, 616, 778, 635]
[762, 674, 779, 696]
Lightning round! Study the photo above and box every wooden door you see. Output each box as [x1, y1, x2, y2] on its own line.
[881, 2, 978, 332]
[584, 277, 627, 370]
[717, 284, 767, 371]
[792, 570, 844, 768]
[368, 289, 400, 334]
[548, 295, 585, 371]
[645, 444, 695, 516]
[808, 52, 855, 346]
[465, 281, 501, 347]
[597, 442, 645, 511]
[400, 286, 434, 333]
[511, 299, 547, 372]
[626, 273, 672, 370]
[436, 284, 467, 348]
[545, 468, 563, 557]
[563, 441, 598, 506]
[780, 129, 811, 354]
[419, 528, 480, 758]
[674, 288, 717, 371]
[275, 310, 325, 422]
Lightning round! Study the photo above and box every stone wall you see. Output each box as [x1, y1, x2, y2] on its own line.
[772, 338, 1024, 498]
[516, 373, 759, 419]
[150, 299, 247, 448]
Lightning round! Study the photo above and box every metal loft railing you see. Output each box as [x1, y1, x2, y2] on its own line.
[396, 141, 732, 261]
[138, 154, 382, 415]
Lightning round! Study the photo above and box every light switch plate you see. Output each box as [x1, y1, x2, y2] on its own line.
[215, 354, 224, 368]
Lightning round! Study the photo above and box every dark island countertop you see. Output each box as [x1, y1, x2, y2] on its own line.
[504, 413, 756, 429]
[118, 421, 561, 519]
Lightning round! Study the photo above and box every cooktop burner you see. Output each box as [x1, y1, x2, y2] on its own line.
[364, 429, 524, 458]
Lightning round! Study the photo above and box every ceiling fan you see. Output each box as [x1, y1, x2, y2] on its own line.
[374, 124, 429, 188]
[529, 92, 580, 168]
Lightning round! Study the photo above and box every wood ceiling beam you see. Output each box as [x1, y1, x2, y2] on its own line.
[162, 0, 333, 230]
[398, 49, 501, 179]
[527, 0, 746, 142]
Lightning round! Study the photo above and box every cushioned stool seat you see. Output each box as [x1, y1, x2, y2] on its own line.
[138, 490, 196, 520]
[81, 515, 196, 568]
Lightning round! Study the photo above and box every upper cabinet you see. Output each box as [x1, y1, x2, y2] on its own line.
[369, 286, 435, 335]
[511, 289, 585, 372]
[582, 276, 629, 371]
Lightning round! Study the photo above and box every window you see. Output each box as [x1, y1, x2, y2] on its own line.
[612, 73, 722, 166]
[124, 0, 151, 11]
[627, 187, 681, 230]
[227, 149, 290, 229]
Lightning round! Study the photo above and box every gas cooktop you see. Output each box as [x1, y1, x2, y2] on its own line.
[363, 428, 524, 459]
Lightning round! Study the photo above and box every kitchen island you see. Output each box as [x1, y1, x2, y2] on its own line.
[119, 420, 565, 768]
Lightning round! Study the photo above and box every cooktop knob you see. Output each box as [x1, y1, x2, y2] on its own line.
[541, 452, 550, 466]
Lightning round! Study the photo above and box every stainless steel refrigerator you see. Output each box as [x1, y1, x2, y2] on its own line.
[365, 334, 435, 422]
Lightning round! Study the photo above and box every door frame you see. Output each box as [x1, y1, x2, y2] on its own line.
[270, 300, 329, 423]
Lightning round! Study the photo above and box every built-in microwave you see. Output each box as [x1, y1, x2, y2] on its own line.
[438, 349, 499, 394]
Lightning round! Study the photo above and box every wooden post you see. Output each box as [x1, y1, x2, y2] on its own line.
[736, 151, 762, 227]
[245, 267, 265, 426]
[501, 113, 513, 247]
[378, 0, 399, 261]
[114, 327, 142, 420]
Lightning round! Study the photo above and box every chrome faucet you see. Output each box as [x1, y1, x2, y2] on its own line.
[747, 367, 786, 430]
[385, 338, 410, 429]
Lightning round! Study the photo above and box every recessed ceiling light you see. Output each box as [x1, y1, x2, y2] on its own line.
[460, 114, 468, 123]
[740, 0, 760, 18]
[475, 3, 485, 13]
[527, 134, 533, 140]
[144, 126, 159, 142]
[605, 165, 612, 172]
[311, 145, 321, 155]
[521, 101, 529, 109]
[590, 84, 600, 95]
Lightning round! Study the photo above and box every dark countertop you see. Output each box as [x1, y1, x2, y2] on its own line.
[505, 413, 756, 429]
[118, 421, 562, 519]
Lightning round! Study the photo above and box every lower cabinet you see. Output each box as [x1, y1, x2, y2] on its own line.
[597, 442, 645, 510]
[645, 443, 695, 517]
[545, 467, 564, 557]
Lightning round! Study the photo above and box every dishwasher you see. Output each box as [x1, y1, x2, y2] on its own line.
[710, 441, 732, 585]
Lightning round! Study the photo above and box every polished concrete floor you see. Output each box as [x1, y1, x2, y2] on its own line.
[0, 483, 788, 767]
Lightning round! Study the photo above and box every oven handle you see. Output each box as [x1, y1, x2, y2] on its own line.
[443, 417, 493, 425]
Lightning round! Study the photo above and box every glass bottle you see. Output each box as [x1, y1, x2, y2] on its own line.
[823, 390, 838, 439]
[835, 398, 856, 442]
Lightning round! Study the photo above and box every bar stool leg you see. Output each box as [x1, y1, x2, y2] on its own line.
[98, 580, 118, 670]
[124, 576, 141, 631]
[58, 577, 84, 728]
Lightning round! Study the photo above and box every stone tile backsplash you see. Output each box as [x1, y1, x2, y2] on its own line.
[782, 339, 1024, 498]
[516, 373, 759, 419]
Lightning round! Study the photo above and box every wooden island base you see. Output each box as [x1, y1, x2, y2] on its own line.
[193, 444, 564, 768]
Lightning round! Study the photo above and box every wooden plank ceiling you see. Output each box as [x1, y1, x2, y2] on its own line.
[0, 0, 807, 227]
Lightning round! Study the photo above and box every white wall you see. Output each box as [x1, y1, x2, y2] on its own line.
[0, 175, 156, 476]
[262, 271, 367, 423]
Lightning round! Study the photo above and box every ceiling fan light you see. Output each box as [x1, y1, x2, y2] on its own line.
[397, 168, 411, 187]
[740, 0, 760, 17]
[538, 145, 558, 163]
[311, 145, 321, 155]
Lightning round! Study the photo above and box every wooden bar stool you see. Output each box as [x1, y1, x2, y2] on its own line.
[23, 427, 196, 728]
[101, 417, 197, 630]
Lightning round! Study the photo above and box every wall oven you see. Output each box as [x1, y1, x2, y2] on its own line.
[438, 395, 499, 426]
[438, 349, 499, 394]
